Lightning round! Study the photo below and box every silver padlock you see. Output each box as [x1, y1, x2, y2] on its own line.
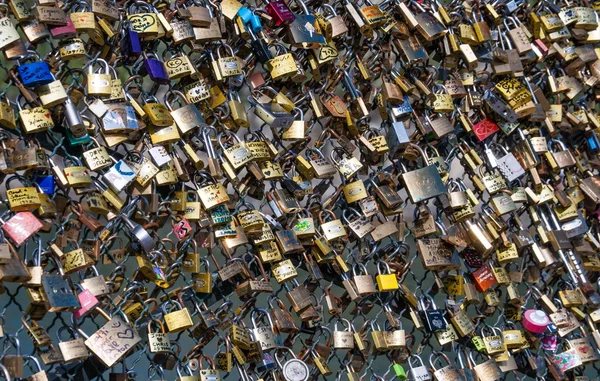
[103, 158, 137, 193]
[250, 307, 281, 351]
[120, 207, 155, 253]
[408, 355, 432, 381]
[492, 143, 525, 182]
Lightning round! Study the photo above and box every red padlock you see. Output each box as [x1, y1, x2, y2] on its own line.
[473, 118, 499, 142]
[471, 264, 497, 292]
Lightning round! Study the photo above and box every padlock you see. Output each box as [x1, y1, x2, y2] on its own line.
[268, 296, 299, 334]
[265, 0, 295, 26]
[16, 95, 54, 134]
[17, 51, 53, 88]
[343, 208, 374, 239]
[286, 0, 325, 49]
[218, 130, 253, 170]
[140, 51, 170, 85]
[330, 147, 363, 180]
[401, 143, 446, 203]
[471, 351, 503, 381]
[318, 209, 347, 242]
[349, 263, 376, 296]
[376, 261, 398, 292]
[164, 89, 205, 135]
[429, 352, 463, 381]
[480, 326, 505, 355]
[250, 307, 281, 351]
[57, 326, 88, 363]
[162, 300, 193, 333]
[5, 175, 41, 212]
[333, 318, 355, 349]
[249, 91, 295, 129]
[87, 58, 112, 96]
[215, 43, 243, 78]
[548, 139, 577, 169]
[419, 295, 447, 333]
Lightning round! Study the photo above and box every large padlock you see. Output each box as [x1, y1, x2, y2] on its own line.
[162, 300, 193, 333]
[287, 0, 325, 49]
[5, 175, 41, 212]
[57, 327, 88, 363]
[333, 318, 355, 349]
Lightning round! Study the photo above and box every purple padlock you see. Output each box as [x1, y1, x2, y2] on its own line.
[121, 28, 142, 63]
[142, 52, 169, 85]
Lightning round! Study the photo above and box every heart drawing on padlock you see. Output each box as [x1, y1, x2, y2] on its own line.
[116, 329, 135, 340]
[129, 14, 156, 31]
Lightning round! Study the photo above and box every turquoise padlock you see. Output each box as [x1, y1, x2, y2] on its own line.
[237, 6, 252, 23]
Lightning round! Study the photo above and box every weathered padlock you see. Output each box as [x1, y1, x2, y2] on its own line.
[429, 352, 464, 381]
[57, 326, 88, 363]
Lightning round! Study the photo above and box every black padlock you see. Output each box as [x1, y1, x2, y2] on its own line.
[419, 295, 447, 332]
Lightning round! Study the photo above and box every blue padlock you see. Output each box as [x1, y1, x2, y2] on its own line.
[35, 175, 55, 195]
[17, 51, 54, 88]
[587, 133, 599, 153]
[141, 52, 170, 85]
[248, 13, 262, 33]
[237, 6, 252, 23]
[121, 28, 142, 64]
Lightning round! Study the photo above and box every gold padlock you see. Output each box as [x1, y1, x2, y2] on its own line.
[86, 58, 112, 96]
[143, 97, 175, 127]
[6, 176, 41, 212]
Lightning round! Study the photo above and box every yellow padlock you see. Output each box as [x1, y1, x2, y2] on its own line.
[6, 176, 41, 212]
[376, 261, 398, 292]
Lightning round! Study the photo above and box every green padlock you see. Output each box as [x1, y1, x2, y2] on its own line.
[471, 335, 486, 352]
[393, 363, 407, 380]
[65, 129, 91, 147]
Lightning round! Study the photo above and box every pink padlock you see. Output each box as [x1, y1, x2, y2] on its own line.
[541, 334, 558, 351]
[73, 288, 99, 319]
[50, 17, 77, 39]
[523, 309, 551, 334]
[172, 217, 192, 241]
[264, 0, 295, 26]
[2, 211, 43, 247]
